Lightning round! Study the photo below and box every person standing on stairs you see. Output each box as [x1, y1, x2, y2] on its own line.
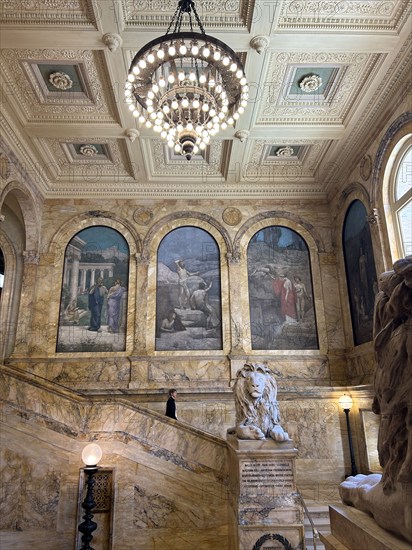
[165, 389, 178, 420]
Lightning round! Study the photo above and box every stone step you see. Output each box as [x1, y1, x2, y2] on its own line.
[303, 503, 333, 550]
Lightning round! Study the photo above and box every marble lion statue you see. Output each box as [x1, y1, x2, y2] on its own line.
[229, 362, 289, 442]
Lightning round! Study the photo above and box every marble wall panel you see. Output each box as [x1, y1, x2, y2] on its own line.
[346, 346, 375, 385]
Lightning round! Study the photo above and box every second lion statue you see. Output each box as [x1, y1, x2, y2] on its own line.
[230, 362, 290, 442]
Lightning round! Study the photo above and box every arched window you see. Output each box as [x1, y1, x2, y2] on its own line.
[390, 141, 412, 257]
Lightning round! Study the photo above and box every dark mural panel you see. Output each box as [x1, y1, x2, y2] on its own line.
[343, 200, 378, 346]
[247, 226, 318, 350]
[56, 226, 129, 352]
[156, 226, 222, 351]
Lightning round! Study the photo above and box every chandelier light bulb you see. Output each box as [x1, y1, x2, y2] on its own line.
[125, 0, 247, 159]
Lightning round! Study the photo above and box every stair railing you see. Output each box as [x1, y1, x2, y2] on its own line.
[297, 489, 320, 550]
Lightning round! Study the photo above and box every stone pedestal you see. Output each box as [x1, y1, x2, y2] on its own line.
[320, 505, 412, 550]
[227, 435, 304, 550]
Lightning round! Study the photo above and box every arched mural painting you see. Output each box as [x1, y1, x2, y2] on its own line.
[247, 226, 318, 350]
[343, 200, 378, 346]
[56, 226, 129, 352]
[156, 226, 222, 351]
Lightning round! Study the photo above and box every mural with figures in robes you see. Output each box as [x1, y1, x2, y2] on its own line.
[56, 226, 129, 352]
[343, 200, 378, 345]
[156, 226, 222, 351]
[247, 226, 318, 350]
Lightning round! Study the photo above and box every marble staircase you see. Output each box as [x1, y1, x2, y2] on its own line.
[304, 503, 331, 550]
[0, 363, 231, 549]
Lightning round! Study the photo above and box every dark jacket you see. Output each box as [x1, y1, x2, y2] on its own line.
[165, 397, 177, 419]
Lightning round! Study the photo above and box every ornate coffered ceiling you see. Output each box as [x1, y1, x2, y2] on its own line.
[0, 0, 411, 199]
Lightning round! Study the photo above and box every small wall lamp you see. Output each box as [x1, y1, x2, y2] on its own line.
[339, 394, 358, 477]
[78, 443, 103, 550]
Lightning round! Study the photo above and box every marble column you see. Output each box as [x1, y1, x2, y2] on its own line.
[132, 252, 150, 356]
[13, 250, 40, 355]
[226, 247, 245, 356]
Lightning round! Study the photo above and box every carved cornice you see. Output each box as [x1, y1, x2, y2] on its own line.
[0, 0, 97, 27]
[324, 43, 412, 194]
[122, 0, 254, 30]
[0, 49, 115, 123]
[259, 52, 382, 124]
[277, 0, 407, 32]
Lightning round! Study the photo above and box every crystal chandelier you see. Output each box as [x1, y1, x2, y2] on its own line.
[125, 0, 248, 160]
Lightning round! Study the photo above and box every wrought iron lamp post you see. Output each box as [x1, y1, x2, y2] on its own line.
[78, 443, 103, 550]
[339, 394, 358, 477]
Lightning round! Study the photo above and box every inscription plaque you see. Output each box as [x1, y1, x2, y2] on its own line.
[240, 460, 294, 496]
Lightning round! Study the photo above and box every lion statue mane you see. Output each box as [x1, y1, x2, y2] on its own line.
[229, 362, 289, 441]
